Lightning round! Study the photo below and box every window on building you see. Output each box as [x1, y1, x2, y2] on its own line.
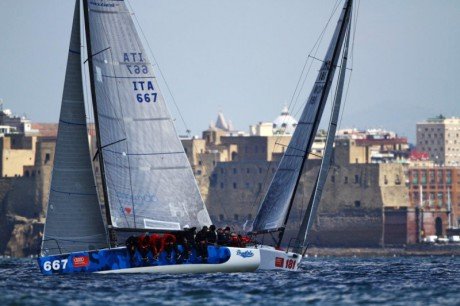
[233, 168, 237, 174]
[234, 214, 239, 221]
[354, 175, 359, 184]
[45, 153, 50, 164]
[220, 168, 224, 174]
[447, 170, 452, 184]
[198, 160, 202, 166]
[196, 170, 202, 176]
[219, 214, 224, 221]
[220, 182, 224, 189]
[258, 183, 262, 191]
[245, 182, 250, 189]
[344, 176, 348, 184]
[233, 182, 237, 189]
[247, 168, 250, 174]
[384, 175, 388, 185]
[259, 167, 262, 174]
[421, 171, 427, 184]
[354, 201, 361, 208]
[437, 192, 443, 207]
[331, 175, 335, 183]
[395, 174, 401, 185]
[429, 170, 435, 184]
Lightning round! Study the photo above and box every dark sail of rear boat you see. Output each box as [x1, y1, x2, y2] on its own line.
[294, 11, 352, 253]
[251, 0, 353, 247]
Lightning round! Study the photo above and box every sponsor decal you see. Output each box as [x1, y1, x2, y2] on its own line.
[275, 257, 284, 268]
[72, 256, 90, 268]
[236, 250, 254, 258]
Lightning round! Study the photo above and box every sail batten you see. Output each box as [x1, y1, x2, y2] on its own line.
[84, 0, 211, 230]
[251, 0, 353, 234]
[41, 0, 108, 256]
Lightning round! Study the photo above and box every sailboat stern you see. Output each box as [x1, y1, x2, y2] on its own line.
[254, 245, 301, 271]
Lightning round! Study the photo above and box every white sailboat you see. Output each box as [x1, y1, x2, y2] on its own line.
[38, 0, 353, 275]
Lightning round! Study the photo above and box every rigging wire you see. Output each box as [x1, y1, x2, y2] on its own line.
[126, 0, 190, 135]
[247, 0, 344, 222]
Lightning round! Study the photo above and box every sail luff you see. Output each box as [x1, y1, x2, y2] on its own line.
[294, 14, 352, 253]
[82, 0, 114, 242]
[251, 0, 353, 234]
[41, 0, 108, 255]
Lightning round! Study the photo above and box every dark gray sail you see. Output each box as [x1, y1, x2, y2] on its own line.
[41, 0, 108, 255]
[294, 16, 352, 253]
[252, 0, 353, 233]
[85, 0, 211, 230]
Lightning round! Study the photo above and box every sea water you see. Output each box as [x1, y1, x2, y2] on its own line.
[0, 256, 459, 305]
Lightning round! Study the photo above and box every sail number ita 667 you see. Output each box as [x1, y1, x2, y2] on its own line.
[42, 259, 68, 272]
[133, 81, 157, 103]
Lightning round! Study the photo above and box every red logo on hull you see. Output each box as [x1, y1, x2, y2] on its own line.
[275, 257, 284, 268]
[72, 256, 90, 268]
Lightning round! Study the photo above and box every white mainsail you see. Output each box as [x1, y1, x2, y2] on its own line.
[41, 0, 108, 255]
[84, 0, 211, 231]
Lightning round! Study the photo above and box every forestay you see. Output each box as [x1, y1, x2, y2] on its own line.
[41, 0, 108, 255]
[85, 0, 211, 230]
[251, 0, 353, 233]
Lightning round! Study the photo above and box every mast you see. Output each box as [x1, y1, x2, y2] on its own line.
[82, 0, 115, 245]
[447, 187, 452, 229]
[276, 0, 353, 247]
[293, 17, 352, 253]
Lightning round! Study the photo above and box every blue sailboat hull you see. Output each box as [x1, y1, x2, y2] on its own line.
[37, 245, 234, 275]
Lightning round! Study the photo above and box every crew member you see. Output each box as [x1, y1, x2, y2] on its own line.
[125, 235, 137, 261]
[162, 233, 178, 262]
[223, 227, 232, 246]
[148, 233, 162, 260]
[195, 226, 208, 261]
[216, 228, 226, 246]
[137, 232, 150, 262]
[207, 225, 217, 245]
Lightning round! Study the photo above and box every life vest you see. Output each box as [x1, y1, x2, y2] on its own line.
[137, 234, 150, 253]
[230, 234, 240, 247]
[162, 233, 176, 245]
[149, 234, 162, 253]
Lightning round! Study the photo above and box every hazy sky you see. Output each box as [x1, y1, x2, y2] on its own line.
[0, 0, 459, 142]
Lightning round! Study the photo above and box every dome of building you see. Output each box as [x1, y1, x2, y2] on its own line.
[273, 106, 298, 135]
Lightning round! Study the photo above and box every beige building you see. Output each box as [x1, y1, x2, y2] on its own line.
[416, 115, 460, 166]
[0, 134, 36, 177]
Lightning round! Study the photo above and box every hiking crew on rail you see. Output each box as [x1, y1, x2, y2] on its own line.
[125, 225, 251, 264]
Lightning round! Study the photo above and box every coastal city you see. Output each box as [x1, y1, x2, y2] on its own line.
[1, 1, 459, 304]
[0, 103, 458, 256]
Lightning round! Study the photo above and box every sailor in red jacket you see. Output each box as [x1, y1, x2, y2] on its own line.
[137, 232, 150, 262]
[162, 233, 178, 261]
[148, 234, 162, 260]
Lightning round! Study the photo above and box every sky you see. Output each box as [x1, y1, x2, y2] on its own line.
[0, 0, 459, 142]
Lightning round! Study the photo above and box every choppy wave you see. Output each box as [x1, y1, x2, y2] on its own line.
[0, 256, 459, 305]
